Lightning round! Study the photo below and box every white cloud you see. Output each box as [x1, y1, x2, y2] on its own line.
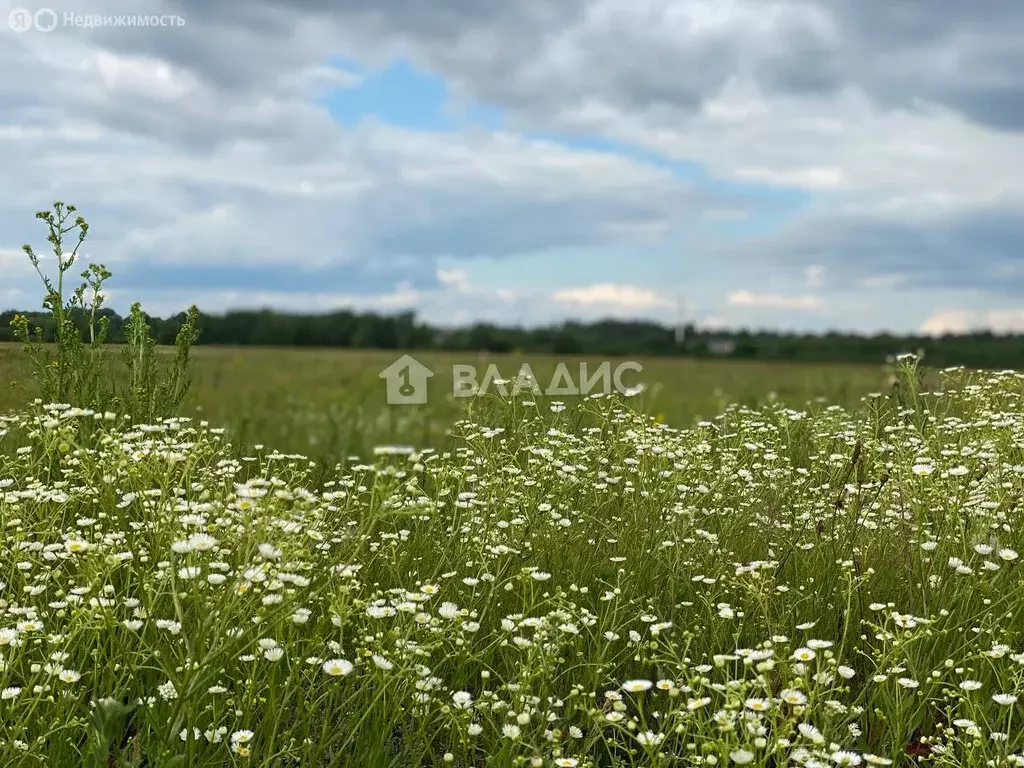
[0, 247, 25, 267]
[552, 283, 674, 310]
[727, 289, 821, 310]
[804, 264, 824, 288]
[920, 308, 1024, 336]
[436, 268, 471, 292]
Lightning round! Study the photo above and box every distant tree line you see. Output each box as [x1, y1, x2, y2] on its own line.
[2, 306, 1023, 368]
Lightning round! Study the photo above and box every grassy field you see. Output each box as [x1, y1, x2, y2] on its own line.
[1, 342, 890, 465]
[0, 354, 1022, 766]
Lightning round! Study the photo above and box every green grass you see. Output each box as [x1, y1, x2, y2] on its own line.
[0, 359, 1022, 766]
[1, 343, 889, 465]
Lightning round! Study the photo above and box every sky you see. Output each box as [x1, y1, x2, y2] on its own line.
[1, 0, 1024, 334]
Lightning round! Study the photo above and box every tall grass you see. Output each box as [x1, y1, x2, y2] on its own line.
[0, 360, 1022, 765]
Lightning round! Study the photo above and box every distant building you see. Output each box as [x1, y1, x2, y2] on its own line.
[707, 339, 737, 356]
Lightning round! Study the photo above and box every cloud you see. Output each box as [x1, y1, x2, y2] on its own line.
[0, 247, 25, 268]
[720, 204, 1024, 295]
[727, 290, 821, 310]
[300, 0, 1024, 133]
[0, 28, 746, 298]
[2, 0, 1024, 332]
[804, 264, 825, 288]
[436, 268, 471, 292]
[552, 283, 675, 310]
[920, 308, 1024, 336]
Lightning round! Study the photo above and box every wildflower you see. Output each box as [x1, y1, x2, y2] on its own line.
[322, 659, 353, 677]
[622, 679, 653, 693]
[798, 723, 825, 745]
[155, 619, 182, 635]
[258, 543, 282, 560]
[157, 681, 178, 700]
[745, 697, 771, 712]
[437, 602, 460, 620]
[187, 533, 218, 551]
[635, 730, 664, 746]
[502, 723, 521, 739]
[993, 693, 1018, 705]
[58, 669, 81, 683]
[780, 689, 807, 705]
[831, 751, 862, 766]
[730, 749, 755, 764]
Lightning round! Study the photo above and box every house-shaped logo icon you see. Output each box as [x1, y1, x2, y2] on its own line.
[379, 354, 434, 405]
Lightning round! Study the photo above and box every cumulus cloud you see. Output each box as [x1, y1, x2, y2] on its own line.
[0, 8, 753, 308]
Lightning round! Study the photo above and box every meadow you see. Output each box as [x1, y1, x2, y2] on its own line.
[0, 342, 889, 467]
[1, 330, 1023, 765]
